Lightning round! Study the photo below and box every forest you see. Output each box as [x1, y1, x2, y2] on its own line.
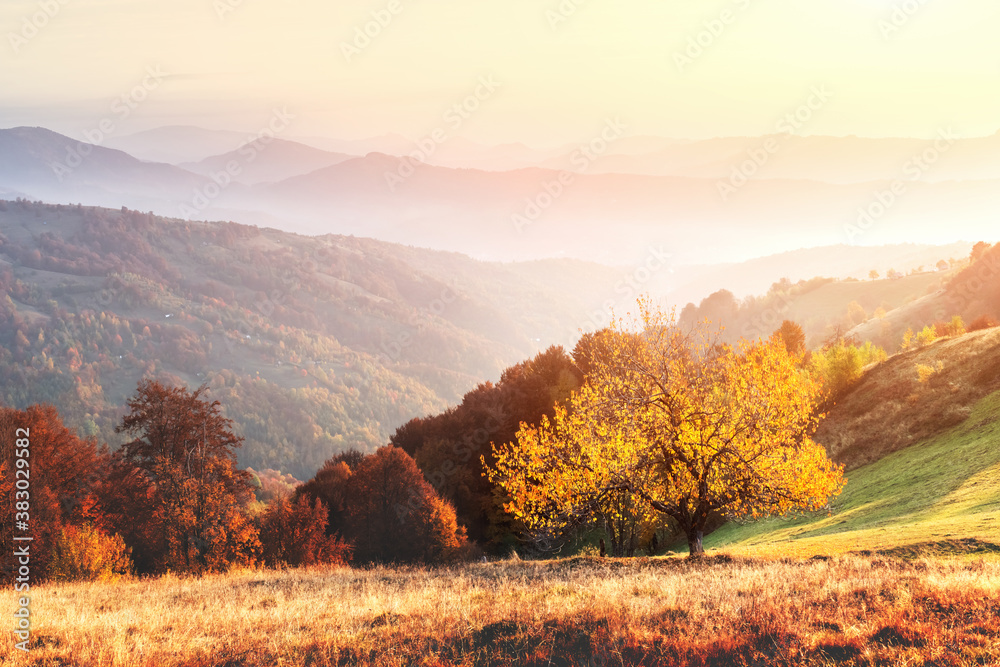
[0, 199, 610, 479]
[3, 200, 995, 486]
[0, 379, 470, 582]
[5, 281, 997, 582]
[2, 195, 999, 578]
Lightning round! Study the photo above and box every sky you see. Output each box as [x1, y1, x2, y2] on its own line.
[2, 0, 999, 146]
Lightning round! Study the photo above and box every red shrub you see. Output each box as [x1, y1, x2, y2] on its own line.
[968, 315, 999, 332]
[259, 495, 351, 567]
[344, 446, 468, 564]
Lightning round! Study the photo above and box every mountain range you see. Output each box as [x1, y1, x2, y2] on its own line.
[3, 125, 998, 266]
[2, 122, 997, 480]
[1, 196, 989, 479]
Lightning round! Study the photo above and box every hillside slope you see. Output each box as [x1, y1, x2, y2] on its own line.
[849, 242, 1000, 346]
[0, 127, 207, 209]
[0, 199, 619, 478]
[667, 242, 970, 306]
[707, 389, 1000, 559]
[678, 266, 966, 349]
[705, 328, 1000, 558]
[817, 327, 1000, 468]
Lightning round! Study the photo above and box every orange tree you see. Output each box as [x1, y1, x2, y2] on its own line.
[258, 495, 351, 568]
[1, 404, 106, 582]
[344, 446, 467, 564]
[487, 299, 845, 557]
[111, 380, 259, 573]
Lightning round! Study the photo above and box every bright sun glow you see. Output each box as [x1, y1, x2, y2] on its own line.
[2, 0, 999, 143]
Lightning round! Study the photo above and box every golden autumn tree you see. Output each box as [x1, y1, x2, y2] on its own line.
[487, 298, 845, 557]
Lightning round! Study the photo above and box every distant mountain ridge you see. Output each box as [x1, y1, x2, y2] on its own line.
[0, 196, 991, 479]
[3, 125, 998, 265]
[179, 139, 356, 185]
[0, 199, 626, 478]
[102, 125, 259, 163]
[0, 126, 209, 209]
[95, 124, 1000, 181]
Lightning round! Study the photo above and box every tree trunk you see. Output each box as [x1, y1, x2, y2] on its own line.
[687, 488, 710, 558]
[686, 528, 704, 558]
[604, 516, 624, 557]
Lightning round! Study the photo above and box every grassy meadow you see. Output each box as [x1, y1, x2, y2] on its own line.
[3, 554, 1000, 666]
[701, 389, 1000, 560]
[6, 337, 1000, 666]
[5, 395, 1000, 667]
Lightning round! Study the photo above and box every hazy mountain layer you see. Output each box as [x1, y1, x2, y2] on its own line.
[3, 126, 998, 266]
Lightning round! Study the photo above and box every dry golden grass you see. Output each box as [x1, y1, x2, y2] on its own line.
[4, 554, 1000, 666]
[817, 327, 1000, 469]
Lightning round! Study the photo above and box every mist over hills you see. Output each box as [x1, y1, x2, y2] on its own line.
[0, 126, 211, 209]
[2, 121, 998, 480]
[102, 125, 262, 164]
[548, 132, 1000, 183]
[91, 125, 1000, 184]
[668, 242, 972, 305]
[0, 199, 637, 478]
[179, 140, 355, 186]
[3, 125, 998, 267]
[1, 193, 990, 481]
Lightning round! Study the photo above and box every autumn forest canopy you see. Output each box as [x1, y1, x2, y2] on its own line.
[3, 298, 884, 579]
[487, 300, 846, 557]
[2, 199, 1000, 577]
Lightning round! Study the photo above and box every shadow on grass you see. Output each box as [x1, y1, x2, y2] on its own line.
[706, 389, 1000, 553]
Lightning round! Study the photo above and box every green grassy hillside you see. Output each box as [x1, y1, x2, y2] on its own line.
[704, 387, 1000, 559]
[816, 327, 1000, 468]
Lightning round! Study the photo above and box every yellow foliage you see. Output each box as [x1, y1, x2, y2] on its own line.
[902, 327, 915, 350]
[49, 524, 133, 582]
[487, 297, 845, 554]
[916, 325, 938, 347]
[916, 361, 944, 384]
